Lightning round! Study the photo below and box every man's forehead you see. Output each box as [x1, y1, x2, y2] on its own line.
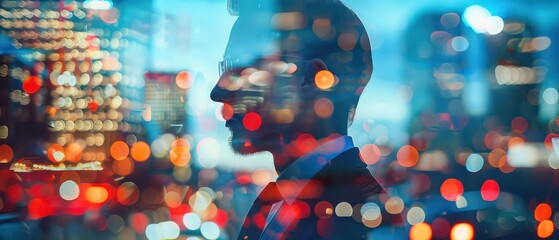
[224, 11, 282, 62]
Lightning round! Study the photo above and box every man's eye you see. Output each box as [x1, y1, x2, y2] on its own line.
[228, 68, 244, 76]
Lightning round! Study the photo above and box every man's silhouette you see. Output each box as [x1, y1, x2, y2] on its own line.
[211, 0, 398, 239]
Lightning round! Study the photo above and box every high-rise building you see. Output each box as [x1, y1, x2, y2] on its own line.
[143, 72, 188, 137]
[0, 0, 152, 171]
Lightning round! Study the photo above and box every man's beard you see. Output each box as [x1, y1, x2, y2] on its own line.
[227, 124, 261, 155]
[227, 126, 281, 155]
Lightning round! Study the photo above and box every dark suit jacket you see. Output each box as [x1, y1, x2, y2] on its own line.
[239, 147, 402, 239]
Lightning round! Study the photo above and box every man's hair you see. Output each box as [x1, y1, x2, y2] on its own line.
[235, 0, 372, 124]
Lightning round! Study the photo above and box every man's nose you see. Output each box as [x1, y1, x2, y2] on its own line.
[210, 82, 232, 103]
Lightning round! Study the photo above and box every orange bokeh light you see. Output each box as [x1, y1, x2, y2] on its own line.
[110, 141, 129, 161]
[170, 138, 191, 166]
[314, 70, 335, 90]
[537, 220, 554, 238]
[116, 182, 140, 206]
[130, 141, 150, 162]
[221, 103, 234, 121]
[450, 223, 474, 240]
[488, 148, 507, 168]
[508, 137, 525, 148]
[175, 71, 192, 89]
[86, 186, 108, 204]
[440, 178, 464, 201]
[314, 98, 334, 118]
[410, 222, 432, 240]
[47, 144, 65, 163]
[360, 144, 381, 165]
[64, 143, 83, 163]
[0, 144, 14, 163]
[170, 150, 191, 167]
[112, 157, 134, 176]
[397, 145, 419, 167]
[534, 203, 552, 222]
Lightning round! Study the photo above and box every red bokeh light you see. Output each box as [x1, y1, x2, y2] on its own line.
[22, 76, 42, 94]
[480, 180, 500, 201]
[28, 198, 52, 220]
[511, 116, 528, 133]
[534, 203, 552, 222]
[440, 178, 464, 201]
[130, 212, 150, 233]
[295, 133, 318, 154]
[47, 144, 65, 163]
[213, 209, 229, 228]
[243, 112, 262, 131]
[221, 103, 234, 121]
[432, 218, 450, 238]
[88, 100, 99, 112]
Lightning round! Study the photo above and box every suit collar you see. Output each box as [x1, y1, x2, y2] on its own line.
[275, 136, 356, 204]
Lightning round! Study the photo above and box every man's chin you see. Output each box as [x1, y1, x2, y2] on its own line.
[229, 136, 260, 155]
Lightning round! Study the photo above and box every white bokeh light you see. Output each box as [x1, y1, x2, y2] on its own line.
[543, 88, 559, 104]
[464, 5, 491, 33]
[200, 222, 220, 239]
[485, 16, 504, 35]
[59, 180, 80, 201]
[183, 212, 202, 230]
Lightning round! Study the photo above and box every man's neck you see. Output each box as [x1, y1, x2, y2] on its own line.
[271, 132, 346, 174]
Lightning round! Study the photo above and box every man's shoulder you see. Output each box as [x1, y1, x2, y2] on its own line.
[313, 147, 383, 201]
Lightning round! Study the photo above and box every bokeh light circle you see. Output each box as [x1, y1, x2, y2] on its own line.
[59, 180, 79, 201]
[86, 186, 108, 204]
[314, 98, 334, 118]
[361, 202, 381, 221]
[360, 144, 381, 165]
[535, 203, 552, 222]
[537, 220, 554, 238]
[407, 206, 426, 225]
[116, 182, 139, 206]
[410, 222, 432, 240]
[465, 154, 484, 172]
[450, 223, 474, 240]
[112, 157, 134, 176]
[47, 144, 65, 163]
[243, 112, 262, 131]
[175, 71, 192, 89]
[110, 141, 129, 161]
[314, 70, 335, 90]
[130, 141, 150, 162]
[200, 222, 220, 239]
[397, 145, 419, 167]
[183, 212, 202, 230]
[440, 178, 464, 201]
[0, 144, 14, 163]
[480, 180, 499, 201]
[23, 76, 42, 94]
[64, 143, 83, 163]
[385, 197, 405, 214]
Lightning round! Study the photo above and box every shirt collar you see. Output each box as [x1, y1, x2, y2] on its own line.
[275, 135, 355, 204]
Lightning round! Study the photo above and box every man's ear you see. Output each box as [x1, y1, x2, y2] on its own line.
[302, 58, 328, 87]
